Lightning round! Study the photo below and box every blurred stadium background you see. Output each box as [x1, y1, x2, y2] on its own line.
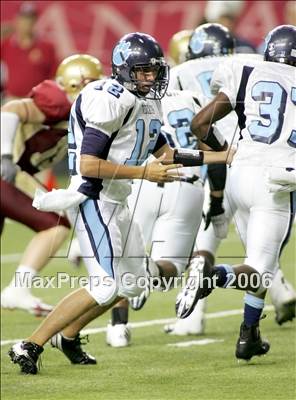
[1, 1, 292, 73]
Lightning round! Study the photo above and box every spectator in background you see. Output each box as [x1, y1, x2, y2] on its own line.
[204, 0, 257, 53]
[1, 2, 58, 100]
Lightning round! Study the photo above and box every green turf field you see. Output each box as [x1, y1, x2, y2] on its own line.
[1, 221, 295, 400]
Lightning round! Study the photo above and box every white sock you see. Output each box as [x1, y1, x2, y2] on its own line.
[9, 265, 37, 290]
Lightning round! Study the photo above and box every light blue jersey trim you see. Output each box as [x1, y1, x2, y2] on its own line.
[80, 199, 114, 278]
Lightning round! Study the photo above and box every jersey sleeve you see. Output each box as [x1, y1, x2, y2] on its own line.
[211, 59, 241, 108]
[81, 82, 134, 137]
[29, 80, 72, 122]
[168, 66, 183, 90]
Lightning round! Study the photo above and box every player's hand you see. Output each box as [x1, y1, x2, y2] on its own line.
[1, 155, 19, 183]
[204, 195, 228, 239]
[143, 153, 183, 183]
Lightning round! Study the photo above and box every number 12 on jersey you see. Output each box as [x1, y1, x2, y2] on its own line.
[125, 119, 162, 165]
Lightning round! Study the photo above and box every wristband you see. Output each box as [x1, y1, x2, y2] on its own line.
[173, 148, 204, 166]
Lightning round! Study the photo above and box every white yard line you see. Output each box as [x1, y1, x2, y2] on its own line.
[1, 253, 23, 263]
[167, 339, 224, 347]
[0, 305, 274, 346]
[1, 250, 70, 264]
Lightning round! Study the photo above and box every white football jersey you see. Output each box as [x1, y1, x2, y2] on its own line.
[214, 58, 296, 168]
[169, 54, 263, 144]
[160, 90, 201, 178]
[68, 78, 163, 203]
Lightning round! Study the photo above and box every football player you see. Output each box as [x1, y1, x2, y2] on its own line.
[175, 25, 296, 361]
[167, 23, 296, 334]
[167, 29, 193, 66]
[1, 54, 104, 316]
[8, 32, 234, 374]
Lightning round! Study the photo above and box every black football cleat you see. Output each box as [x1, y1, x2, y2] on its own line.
[176, 256, 214, 319]
[50, 333, 97, 365]
[235, 322, 270, 361]
[8, 341, 43, 374]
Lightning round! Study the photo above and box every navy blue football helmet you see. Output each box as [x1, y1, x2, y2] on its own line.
[111, 32, 169, 99]
[264, 25, 296, 67]
[187, 23, 235, 60]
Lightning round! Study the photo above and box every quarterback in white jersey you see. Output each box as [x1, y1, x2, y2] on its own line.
[176, 25, 296, 362]
[8, 32, 234, 375]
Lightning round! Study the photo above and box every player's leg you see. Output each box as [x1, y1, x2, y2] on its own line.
[132, 180, 204, 337]
[107, 179, 162, 346]
[9, 198, 131, 373]
[148, 180, 204, 287]
[51, 297, 123, 364]
[197, 183, 296, 327]
[235, 194, 292, 361]
[173, 180, 237, 333]
[9, 287, 122, 373]
[128, 180, 204, 304]
[1, 179, 70, 315]
[106, 198, 151, 346]
[177, 166, 292, 360]
[50, 200, 136, 363]
[106, 298, 131, 347]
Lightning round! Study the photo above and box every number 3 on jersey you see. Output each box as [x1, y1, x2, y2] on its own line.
[248, 82, 295, 146]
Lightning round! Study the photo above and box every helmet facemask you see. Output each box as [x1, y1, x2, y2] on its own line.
[128, 60, 169, 100]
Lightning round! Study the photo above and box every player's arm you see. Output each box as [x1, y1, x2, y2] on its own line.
[1, 99, 46, 182]
[79, 126, 182, 184]
[153, 142, 234, 166]
[80, 154, 182, 183]
[191, 91, 233, 140]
